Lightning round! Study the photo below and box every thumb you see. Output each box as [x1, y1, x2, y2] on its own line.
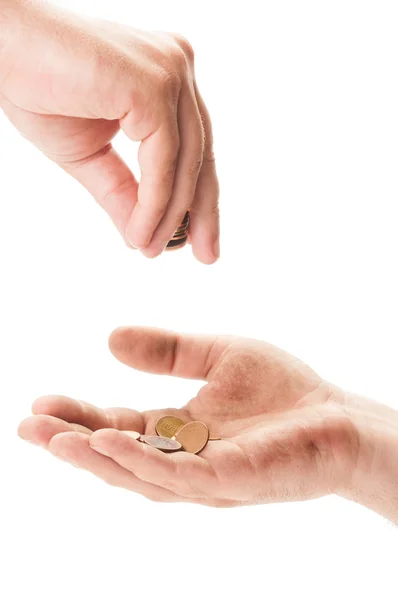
[108, 326, 231, 380]
[61, 144, 138, 246]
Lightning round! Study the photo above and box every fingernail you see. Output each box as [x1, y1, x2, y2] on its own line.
[90, 445, 110, 457]
[213, 239, 220, 259]
[127, 238, 139, 250]
[126, 231, 143, 250]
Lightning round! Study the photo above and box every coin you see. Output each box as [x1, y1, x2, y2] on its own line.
[166, 236, 188, 250]
[166, 212, 190, 251]
[121, 431, 141, 440]
[140, 435, 182, 452]
[175, 421, 209, 454]
[155, 416, 185, 438]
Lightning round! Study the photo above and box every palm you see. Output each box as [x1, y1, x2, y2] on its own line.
[19, 328, 347, 507]
[140, 339, 323, 441]
[186, 339, 324, 433]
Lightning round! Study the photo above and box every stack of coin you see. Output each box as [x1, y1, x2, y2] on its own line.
[166, 212, 190, 250]
[125, 415, 221, 455]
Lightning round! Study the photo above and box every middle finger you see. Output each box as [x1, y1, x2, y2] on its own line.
[142, 84, 204, 258]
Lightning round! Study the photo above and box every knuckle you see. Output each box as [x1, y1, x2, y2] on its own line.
[203, 149, 216, 165]
[155, 157, 178, 187]
[187, 157, 203, 176]
[162, 150, 179, 173]
[169, 45, 189, 72]
[209, 203, 220, 218]
[170, 33, 195, 62]
[158, 71, 181, 98]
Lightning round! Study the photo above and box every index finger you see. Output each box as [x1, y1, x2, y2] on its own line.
[125, 119, 180, 249]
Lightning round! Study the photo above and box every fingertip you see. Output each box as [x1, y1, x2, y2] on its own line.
[18, 415, 70, 448]
[48, 431, 87, 459]
[125, 211, 154, 251]
[18, 416, 36, 441]
[124, 238, 139, 251]
[108, 326, 131, 356]
[189, 210, 220, 265]
[31, 396, 50, 415]
[192, 241, 219, 265]
[213, 238, 220, 261]
[125, 228, 145, 250]
[32, 395, 65, 416]
[89, 428, 137, 457]
[108, 326, 159, 363]
[140, 245, 166, 259]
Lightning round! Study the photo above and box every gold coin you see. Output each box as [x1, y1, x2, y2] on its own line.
[166, 212, 190, 251]
[121, 431, 141, 440]
[175, 421, 209, 454]
[140, 435, 181, 452]
[155, 416, 185, 438]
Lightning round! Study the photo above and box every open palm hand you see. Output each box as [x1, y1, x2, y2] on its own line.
[19, 327, 356, 507]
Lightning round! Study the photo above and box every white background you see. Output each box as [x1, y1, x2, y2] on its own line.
[1, 0, 397, 598]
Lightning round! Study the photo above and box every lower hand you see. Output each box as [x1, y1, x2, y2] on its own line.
[18, 327, 398, 522]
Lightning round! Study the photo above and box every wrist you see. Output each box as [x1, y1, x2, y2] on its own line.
[337, 397, 398, 523]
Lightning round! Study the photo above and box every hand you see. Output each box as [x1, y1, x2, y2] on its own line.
[19, 327, 398, 520]
[0, 1, 219, 262]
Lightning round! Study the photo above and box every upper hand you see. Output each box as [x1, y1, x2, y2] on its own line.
[0, 1, 219, 262]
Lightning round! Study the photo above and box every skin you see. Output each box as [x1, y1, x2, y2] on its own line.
[0, 0, 219, 262]
[19, 326, 398, 523]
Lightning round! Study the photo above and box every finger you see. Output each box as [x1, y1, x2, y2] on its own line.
[32, 395, 145, 432]
[49, 432, 187, 503]
[122, 114, 180, 249]
[108, 326, 232, 380]
[62, 144, 138, 246]
[140, 86, 204, 257]
[89, 428, 214, 499]
[18, 414, 92, 447]
[189, 85, 220, 264]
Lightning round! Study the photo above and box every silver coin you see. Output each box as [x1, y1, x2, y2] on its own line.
[140, 435, 181, 452]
